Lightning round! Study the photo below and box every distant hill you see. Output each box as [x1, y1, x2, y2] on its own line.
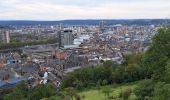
[0, 25, 13, 29]
[0, 19, 169, 26]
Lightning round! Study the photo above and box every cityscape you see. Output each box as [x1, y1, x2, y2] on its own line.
[0, 0, 170, 100]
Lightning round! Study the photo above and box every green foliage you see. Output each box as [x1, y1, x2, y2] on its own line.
[134, 79, 155, 100]
[134, 27, 170, 100]
[163, 60, 170, 83]
[0, 38, 58, 50]
[3, 81, 28, 100]
[119, 88, 132, 100]
[2, 81, 56, 100]
[101, 86, 113, 99]
[61, 87, 80, 100]
[142, 27, 170, 80]
[123, 54, 143, 65]
[28, 84, 56, 100]
[61, 57, 146, 90]
[77, 81, 139, 100]
[61, 62, 119, 90]
[102, 80, 108, 86]
[103, 60, 118, 69]
[151, 82, 170, 100]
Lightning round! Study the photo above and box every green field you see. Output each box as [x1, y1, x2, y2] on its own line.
[78, 81, 141, 100]
[48, 81, 142, 100]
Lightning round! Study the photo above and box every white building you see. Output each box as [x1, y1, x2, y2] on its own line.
[5, 31, 10, 43]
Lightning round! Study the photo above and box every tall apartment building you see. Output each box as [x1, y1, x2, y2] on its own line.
[5, 31, 10, 43]
[99, 21, 106, 33]
[59, 29, 74, 47]
[0, 30, 10, 43]
[0, 30, 3, 42]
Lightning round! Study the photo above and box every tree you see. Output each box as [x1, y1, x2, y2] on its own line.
[28, 83, 56, 100]
[3, 81, 29, 100]
[74, 80, 83, 90]
[163, 60, 170, 83]
[124, 64, 141, 82]
[123, 54, 143, 66]
[134, 79, 155, 100]
[103, 60, 118, 69]
[119, 88, 132, 100]
[151, 82, 170, 100]
[141, 27, 170, 81]
[96, 80, 102, 90]
[64, 87, 78, 100]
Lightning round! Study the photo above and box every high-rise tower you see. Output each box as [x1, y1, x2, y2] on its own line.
[99, 21, 106, 33]
[5, 31, 10, 43]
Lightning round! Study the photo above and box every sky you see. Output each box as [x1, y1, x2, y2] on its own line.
[0, 0, 170, 20]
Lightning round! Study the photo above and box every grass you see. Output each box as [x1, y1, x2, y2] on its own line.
[78, 81, 141, 100]
[48, 81, 143, 100]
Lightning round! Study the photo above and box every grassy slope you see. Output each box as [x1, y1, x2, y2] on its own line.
[78, 81, 141, 100]
[48, 81, 143, 100]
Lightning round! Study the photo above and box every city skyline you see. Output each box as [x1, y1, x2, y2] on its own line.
[0, 0, 170, 20]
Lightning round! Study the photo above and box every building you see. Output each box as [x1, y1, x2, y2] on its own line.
[5, 31, 10, 43]
[61, 29, 74, 46]
[99, 21, 106, 33]
[0, 30, 10, 43]
[0, 30, 3, 42]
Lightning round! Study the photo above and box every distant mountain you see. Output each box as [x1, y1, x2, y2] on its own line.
[0, 19, 169, 26]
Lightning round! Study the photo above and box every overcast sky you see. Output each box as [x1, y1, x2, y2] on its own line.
[0, 0, 170, 20]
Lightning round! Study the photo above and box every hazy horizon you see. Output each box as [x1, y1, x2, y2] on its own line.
[0, 18, 169, 21]
[0, 0, 170, 20]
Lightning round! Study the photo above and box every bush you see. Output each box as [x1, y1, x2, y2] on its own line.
[134, 79, 155, 100]
[119, 88, 132, 100]
[101, 86, 113, 99]
[151, 82, 170, 100]
[2, 81, 57, 100]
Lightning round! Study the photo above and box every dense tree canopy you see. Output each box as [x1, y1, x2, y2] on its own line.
[2, 81, 56, 100]
[134, 26, 170, 100]
[61, 59, 146, 90]
[0, 38, 58, 50]
[142, 27, 170, 80]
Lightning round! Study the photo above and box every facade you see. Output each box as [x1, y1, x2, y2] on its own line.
[0, 30, 3, 43]
[5, 31, 10, 43]
[0, 30, 10, 43]
[61, 29, 74, 46]
[99, 21, 106, 33]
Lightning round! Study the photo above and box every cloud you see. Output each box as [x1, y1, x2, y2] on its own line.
[0, 0, 170, 20]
